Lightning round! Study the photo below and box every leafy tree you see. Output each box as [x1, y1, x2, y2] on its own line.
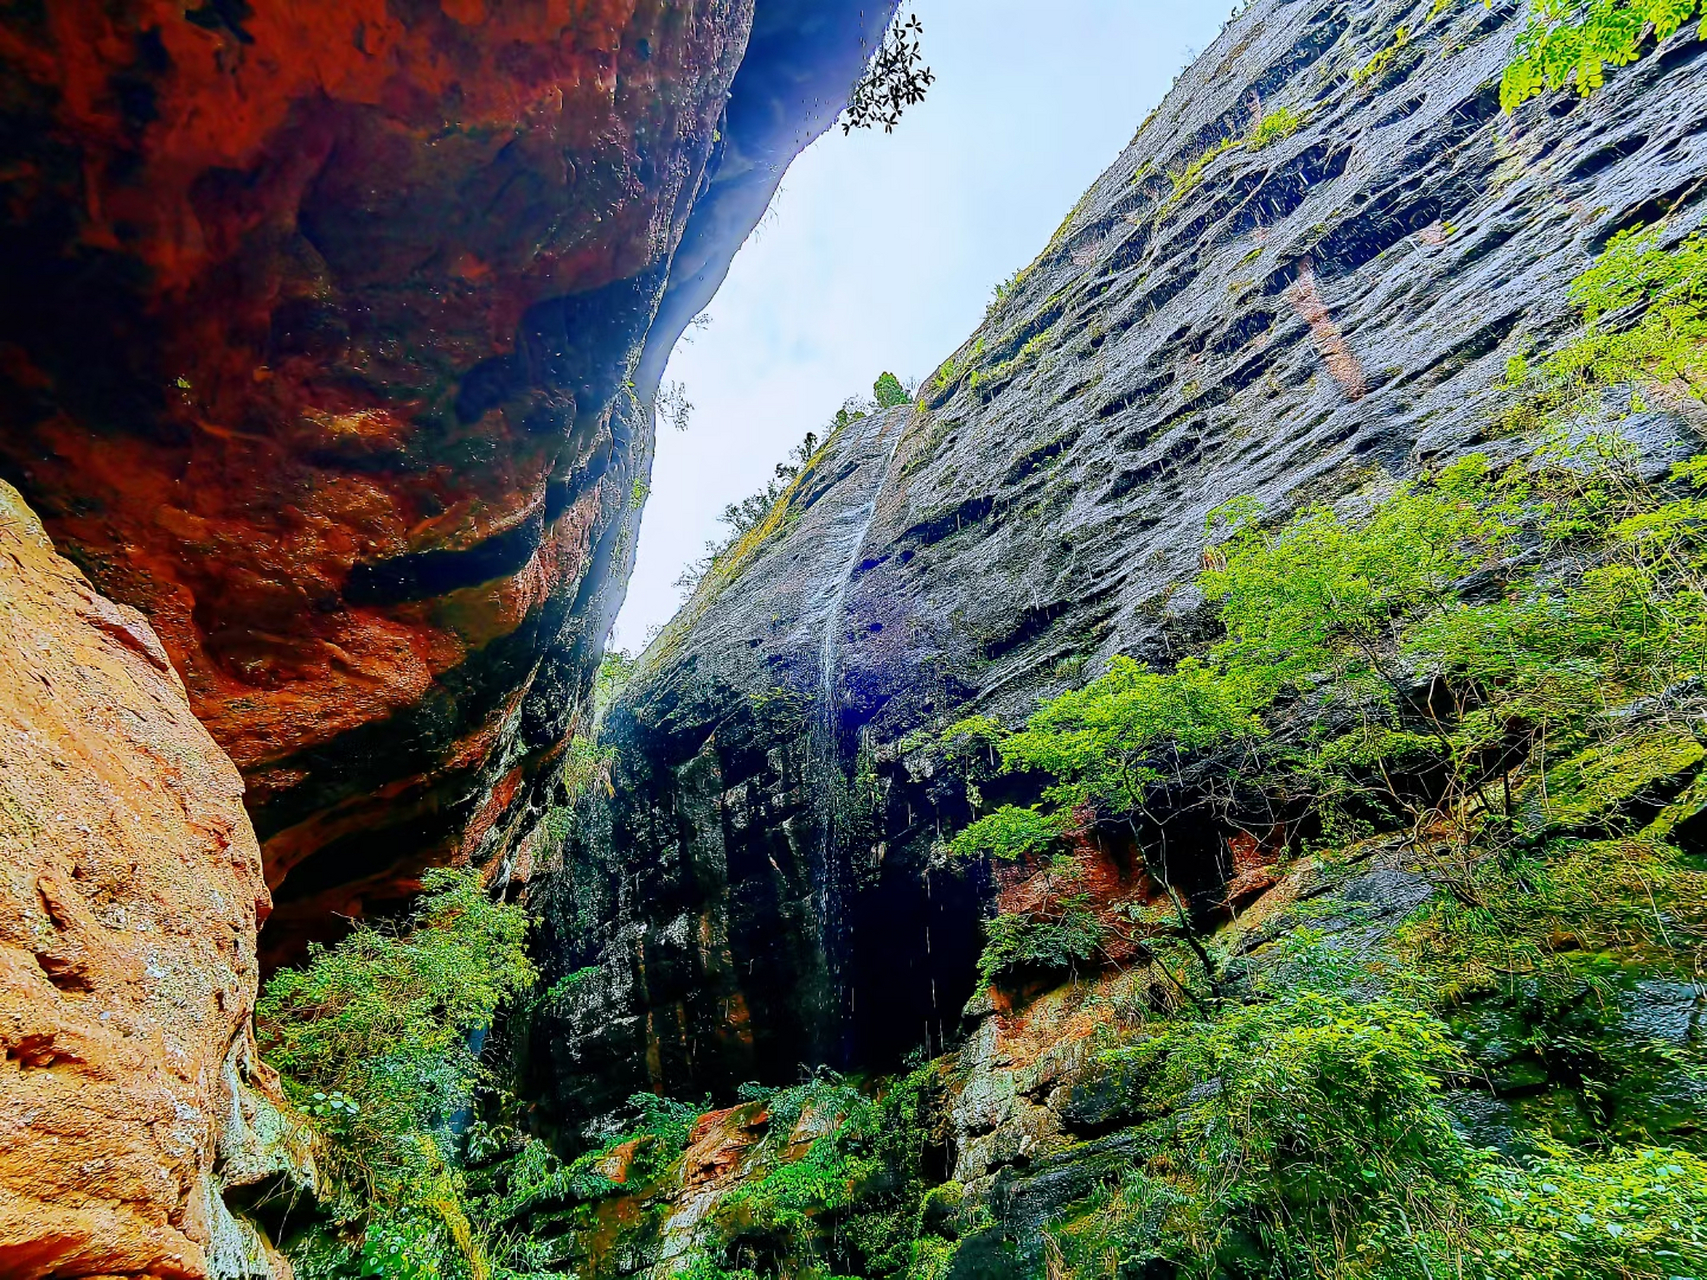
[872, 370, 910, 409]
[843, 12, 934, 134]
[1245, 106, 1304, 151]
[1201, 455, 1516, 708]
[1502, 0, 1706, 109]
[256, 868, 535, 1276]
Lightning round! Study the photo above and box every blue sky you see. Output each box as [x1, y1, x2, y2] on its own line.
[612, 0, 1233, 650]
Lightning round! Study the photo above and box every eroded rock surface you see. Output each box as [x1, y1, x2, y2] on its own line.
[527, 0, 1707, 1132]
[0, 479, 286, 1279]
[0, 0, 896, 963]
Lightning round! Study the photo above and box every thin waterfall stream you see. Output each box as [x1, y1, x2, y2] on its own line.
[807, 407, 907, 1048]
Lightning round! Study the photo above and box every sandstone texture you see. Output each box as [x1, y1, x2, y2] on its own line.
[0, 479, 289, 1280]
[0, 0, 896, 963]
[528, 0, 1707, 1133]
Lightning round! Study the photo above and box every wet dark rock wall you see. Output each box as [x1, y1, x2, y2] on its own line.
[525, 0, 1707, 1138]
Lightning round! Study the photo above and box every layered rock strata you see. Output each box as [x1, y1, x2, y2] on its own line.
[0, 479, 294, 1280]
[527, 0, 1707, 1133]
[0, 0, 896, 963]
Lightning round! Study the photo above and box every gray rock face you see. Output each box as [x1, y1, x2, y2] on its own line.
[526, 0, 1707, 1133]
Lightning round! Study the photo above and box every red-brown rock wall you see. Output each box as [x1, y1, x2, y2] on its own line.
[0, 0, 757, 960]
[0, 478, 278, 1279]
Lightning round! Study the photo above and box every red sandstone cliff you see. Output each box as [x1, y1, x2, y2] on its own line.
[0, 0, 893, 963]
[0, 478, 296, 1279]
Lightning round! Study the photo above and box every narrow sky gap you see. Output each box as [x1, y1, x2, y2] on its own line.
[613, 0, 1232, 650]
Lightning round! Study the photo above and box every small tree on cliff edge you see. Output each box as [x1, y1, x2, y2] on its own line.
[843, 12, 934, 134]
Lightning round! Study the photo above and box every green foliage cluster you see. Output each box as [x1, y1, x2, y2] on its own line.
[691, 1070, 945, 1280]
[1473, 1145, 1707, 1277]
[573, 1092, 703, 1194]
[1245, 106, 1305, 151]
[560, 736, 615, 803]
[967, 327, 1056, 391]
[256, 868, 538, 1279]
[1063, 991, 1474, 1274]
[1504, 226, 1707, 433]
[538, 965, 601, 1012]
[1394, 831, 1707, 1012]
[985, 268, 1028, 319]
[1049, 987, 1707, 1279]
[873, 371, 911, 409]
[451, 1091, 710, 1279]
[260, 877, 714, 1279]
[976, 887, 1105, 985]
[1502, 0, 1705, 109]
[1353, 21, 1416, 87]
[927, 225, 1707, 1278]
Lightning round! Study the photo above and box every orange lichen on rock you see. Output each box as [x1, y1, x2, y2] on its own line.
[0, 479, 275, 1279]
[1287, 259, 1369, 400]
[679, 1103, 769, 1190]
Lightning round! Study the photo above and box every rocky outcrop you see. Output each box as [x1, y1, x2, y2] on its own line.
[0, 0, 897, 964]
[526, 0, 1707, 1134]
[501, 830, 1706, 1278]
[523, 403, 990, 1135]
[0, 479, 299, 1279]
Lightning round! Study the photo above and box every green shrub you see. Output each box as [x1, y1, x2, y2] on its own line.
[257, 868, 534, 1209]
[560, 736, 615, 802]
[1354, 22, 1415, 87]
[1246, 107, 1304, 150]
[256, 867, 535, 1276]
[593, 648, 637, 716]
[1474, 1146, 1707, 1279]
[711, 1069, 942, 1280]
[1502, 0, 1706, 110]
[986, 267, 1028, 317]
[1396, 835, 1707, 1004]
[977, 893, 1106, 985]
[1053, 989, 1707, 1279]
[873, 371, 911, 409]
[1055, 991, 1477, 1276]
